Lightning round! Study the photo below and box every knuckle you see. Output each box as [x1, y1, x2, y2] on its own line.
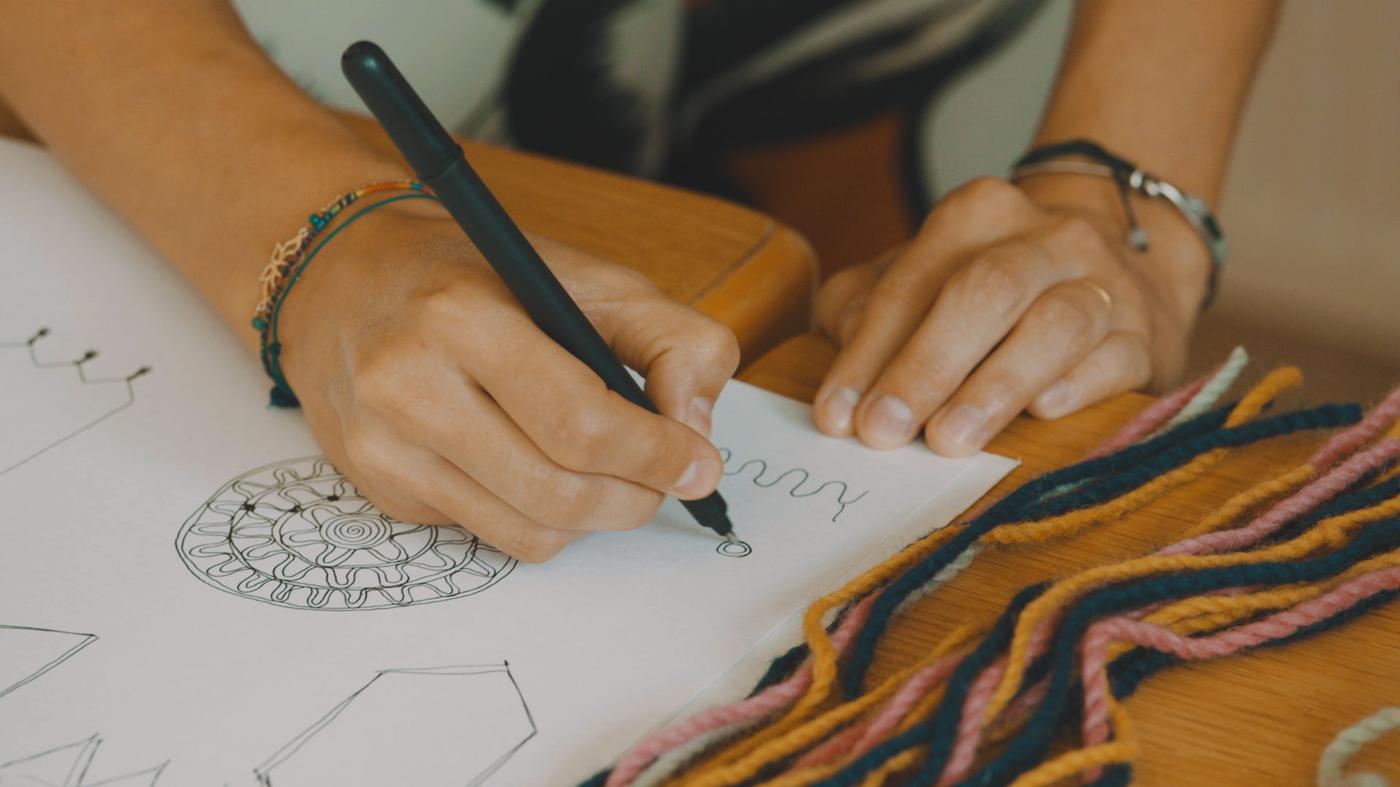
[533, 473, 599, 529]
[1050, 216, 1109, 257]
[1036, 292, 1100, 342]
[698, 320, 742, 374]
[352, 353, 412, 413]
[945, 176, 1023, 214]
[954, 256, 1025, 315]
[550, 407, 613, 468]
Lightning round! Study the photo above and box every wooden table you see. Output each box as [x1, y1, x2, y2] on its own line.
[342, 113, 816, 365]
[741, 332, 1400, 785]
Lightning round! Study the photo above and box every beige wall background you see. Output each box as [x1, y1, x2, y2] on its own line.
[926, 0, 1400, 402]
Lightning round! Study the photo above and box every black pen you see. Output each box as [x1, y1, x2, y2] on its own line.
[341, 41, 736, 541]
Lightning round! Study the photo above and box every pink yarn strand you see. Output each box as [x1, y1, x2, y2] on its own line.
[1080, 565, 1400, 750]
[1158, 438, 1400, 558]
[603, 594, 878, 787]
[1085, 375, 1208, 460]
[1310, 386, 1400, 470]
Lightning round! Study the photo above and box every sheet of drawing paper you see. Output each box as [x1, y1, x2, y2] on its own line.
[0, 138, 1016, 786]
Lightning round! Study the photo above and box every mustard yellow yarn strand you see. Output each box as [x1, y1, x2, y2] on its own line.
[1179, 464, 1316, 539]
[980, 369, 1303, 722]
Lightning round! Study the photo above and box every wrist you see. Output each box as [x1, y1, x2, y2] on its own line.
[1015, 173, 1212, 327]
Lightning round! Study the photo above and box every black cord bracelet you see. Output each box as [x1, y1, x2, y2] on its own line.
[1011, 139, 1228, 309]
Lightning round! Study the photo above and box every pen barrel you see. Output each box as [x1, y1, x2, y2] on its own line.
[427, 161, 656, 413]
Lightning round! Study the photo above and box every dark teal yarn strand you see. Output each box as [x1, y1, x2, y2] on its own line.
[840, 402, 1361, 698]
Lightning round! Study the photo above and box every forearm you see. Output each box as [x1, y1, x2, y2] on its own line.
[0, 1, 401, 348]
[1021, 0, 1280, 320]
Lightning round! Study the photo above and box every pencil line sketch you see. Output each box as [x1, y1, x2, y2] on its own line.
[718, 448, 870, 522]
[1, 327, 150, 478]
[176, 457, 516, 611]
[256, 662, 536, 787]
[0, 734, 167, 786]
[0, 624, 97, 701]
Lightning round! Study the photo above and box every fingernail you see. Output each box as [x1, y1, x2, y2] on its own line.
[671, 458, 718, 498]
[687, 396, 715, 436]
[865, 395, 915, 446]
[821, 387, 861, 433]
[1038, 380, 1075, 416]
[935, 404, 988, 453]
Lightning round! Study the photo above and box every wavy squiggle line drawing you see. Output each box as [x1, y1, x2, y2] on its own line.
[1, 327, 150, 477]
[718, 448, 869, 522]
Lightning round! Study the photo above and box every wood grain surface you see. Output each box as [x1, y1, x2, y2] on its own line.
[740, 332, 1400, 785]
[341, 112, 817, 364]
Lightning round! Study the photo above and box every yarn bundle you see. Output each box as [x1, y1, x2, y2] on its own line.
[583, 350, 1400, 787]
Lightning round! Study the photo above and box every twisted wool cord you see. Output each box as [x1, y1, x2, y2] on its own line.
[788, 628, 979, 773]
[1142, 545, 1400, 640]
[986, 477, 1400, 731]
[1158, 439, 1400, 557]
[604, 594, 880, 787]
[1074, 562, 1400, 760]
[1084, 369, 1213, 459]
[781, 372, 1247, 781]
[762, 641, 979, 787]
[985, 409, 1396, 725]
[844, 369, 1315, 700]
[955, 518, 1400, 787]
[1312, 387, 1400, 470]
[595, 366, 1305, 787]
[1161, 346, 1251, 431]
[1174, 390, 1400, 542]
[1008, 700, 1137, 787]
[817, 394, 1366, 784]
[658, 430, 1111, 787]
[799, 584, 1050, 787]
[677, 426, 1167, 783]
[633, 718, 770, 787]
[1270, 474, 1400, 549]
[929, 520, 1400, 784]
[756, 378, 1344, 778]
[677, 624, 983, 787]
[1318, 707, 1400, 787]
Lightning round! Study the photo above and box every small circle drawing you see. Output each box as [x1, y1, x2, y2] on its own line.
[716, 539, 753, 558]
[177, 457, 515, 611]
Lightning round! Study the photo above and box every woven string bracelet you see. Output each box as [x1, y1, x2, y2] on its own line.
[253, 180, 435, 406]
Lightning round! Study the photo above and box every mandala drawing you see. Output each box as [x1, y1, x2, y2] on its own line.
[176, 457, 515, 611]
[256, 663, 535, 787]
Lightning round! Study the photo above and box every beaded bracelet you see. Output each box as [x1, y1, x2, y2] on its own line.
[254, 180, 436, 407]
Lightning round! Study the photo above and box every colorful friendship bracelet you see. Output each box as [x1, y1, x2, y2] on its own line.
[253, 180, 434, 406]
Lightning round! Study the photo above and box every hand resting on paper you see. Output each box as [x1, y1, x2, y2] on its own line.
[812, 175, 1210, 457]
[276, 206, 739, 562]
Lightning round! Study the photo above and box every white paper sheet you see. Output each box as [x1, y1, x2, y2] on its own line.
[0, 138, 1015, 786]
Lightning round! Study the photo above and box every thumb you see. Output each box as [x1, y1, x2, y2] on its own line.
[528, 234, 740, 436]
[594, 296, 740, 437]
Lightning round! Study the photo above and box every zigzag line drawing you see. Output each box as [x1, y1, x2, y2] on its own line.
[1, 327, 150, 478]
[0, 733, 167, 786]
[718, 448, 870, 522]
